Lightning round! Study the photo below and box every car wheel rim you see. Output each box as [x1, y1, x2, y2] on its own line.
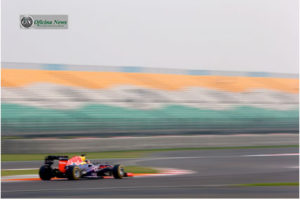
[120, 167, 124, 176]
[75, 169, 80, 177]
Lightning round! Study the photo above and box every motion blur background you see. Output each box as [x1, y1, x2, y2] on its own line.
[1, 63, 299, 137]
[1, 0, 299, 152]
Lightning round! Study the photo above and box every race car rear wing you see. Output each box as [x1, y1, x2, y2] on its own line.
[44, 155, 69, 165]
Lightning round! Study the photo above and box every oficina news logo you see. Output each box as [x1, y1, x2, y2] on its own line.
[20, 15, 34, 28]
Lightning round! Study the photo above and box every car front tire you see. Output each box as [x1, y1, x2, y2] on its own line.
[112, 164, 125, 179]
[66, 166, 81, 180]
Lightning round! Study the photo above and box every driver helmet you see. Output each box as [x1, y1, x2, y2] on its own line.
[80, 154, 86, 162]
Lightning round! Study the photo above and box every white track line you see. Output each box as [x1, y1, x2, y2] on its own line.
[244, 153, 299, 157]
[135, 153, 300, 163]
[2, 174, 40, 179]
[134, 168, 195, 178]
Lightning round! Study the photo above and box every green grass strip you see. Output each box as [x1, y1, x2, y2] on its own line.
[2, 151, 146, 162]
[1, 169, 39, 177]
[124, 166, 159, 174]
[2, 144, 298, 162]
[235, 182, 299, 187]
[1, 166, 159, 177]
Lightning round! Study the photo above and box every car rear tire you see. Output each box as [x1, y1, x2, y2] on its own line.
[66, 166, 81, 180]
[39, 165, 53, 180]
[112, 164, 125, 179]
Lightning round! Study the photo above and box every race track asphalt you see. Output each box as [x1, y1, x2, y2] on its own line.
[2, 147, 299, 198]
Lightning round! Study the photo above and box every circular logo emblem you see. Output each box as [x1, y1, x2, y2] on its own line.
[21, 16, 33, 28]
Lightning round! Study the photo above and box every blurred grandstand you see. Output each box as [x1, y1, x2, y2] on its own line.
[1, 62, 299, 138]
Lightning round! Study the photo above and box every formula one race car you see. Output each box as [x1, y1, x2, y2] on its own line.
[39, 155, 131, 180]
